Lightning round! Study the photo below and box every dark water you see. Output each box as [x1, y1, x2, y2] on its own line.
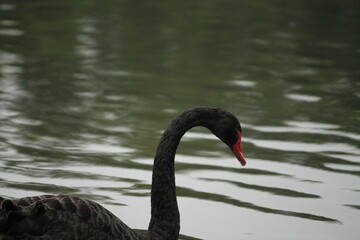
[0, 1, 359, 239]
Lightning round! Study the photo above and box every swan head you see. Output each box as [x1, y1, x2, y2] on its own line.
[206, 108, 247, 166]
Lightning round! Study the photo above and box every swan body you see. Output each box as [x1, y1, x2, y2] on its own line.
[0, 107, 246, 240]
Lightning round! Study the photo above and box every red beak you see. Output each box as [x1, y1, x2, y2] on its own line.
[232, 130, 246, 166]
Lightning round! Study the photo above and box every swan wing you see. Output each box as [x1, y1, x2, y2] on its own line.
[0, 195, 145, 240]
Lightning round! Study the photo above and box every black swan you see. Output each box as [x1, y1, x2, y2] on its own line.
[0, 107, 246, 240]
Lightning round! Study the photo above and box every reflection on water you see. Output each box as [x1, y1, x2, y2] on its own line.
[0, 0, 359, 239]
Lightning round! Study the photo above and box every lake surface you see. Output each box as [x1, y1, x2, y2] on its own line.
[0, 1, 359, 239]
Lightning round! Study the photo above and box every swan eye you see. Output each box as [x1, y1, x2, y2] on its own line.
[234, 131, 238, 142]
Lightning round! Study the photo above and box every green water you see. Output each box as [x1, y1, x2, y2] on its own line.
[0, 1, 359, 239]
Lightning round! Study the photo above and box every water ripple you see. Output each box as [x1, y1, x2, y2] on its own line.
[248, 138, 360, 155]
[245, 122, 360, 141]
[176, 186, 338, 223]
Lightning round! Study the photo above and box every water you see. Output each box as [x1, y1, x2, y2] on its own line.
[0, 1, 359, 239]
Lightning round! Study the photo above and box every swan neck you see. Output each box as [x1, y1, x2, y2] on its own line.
[148, 109, 209, 239]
